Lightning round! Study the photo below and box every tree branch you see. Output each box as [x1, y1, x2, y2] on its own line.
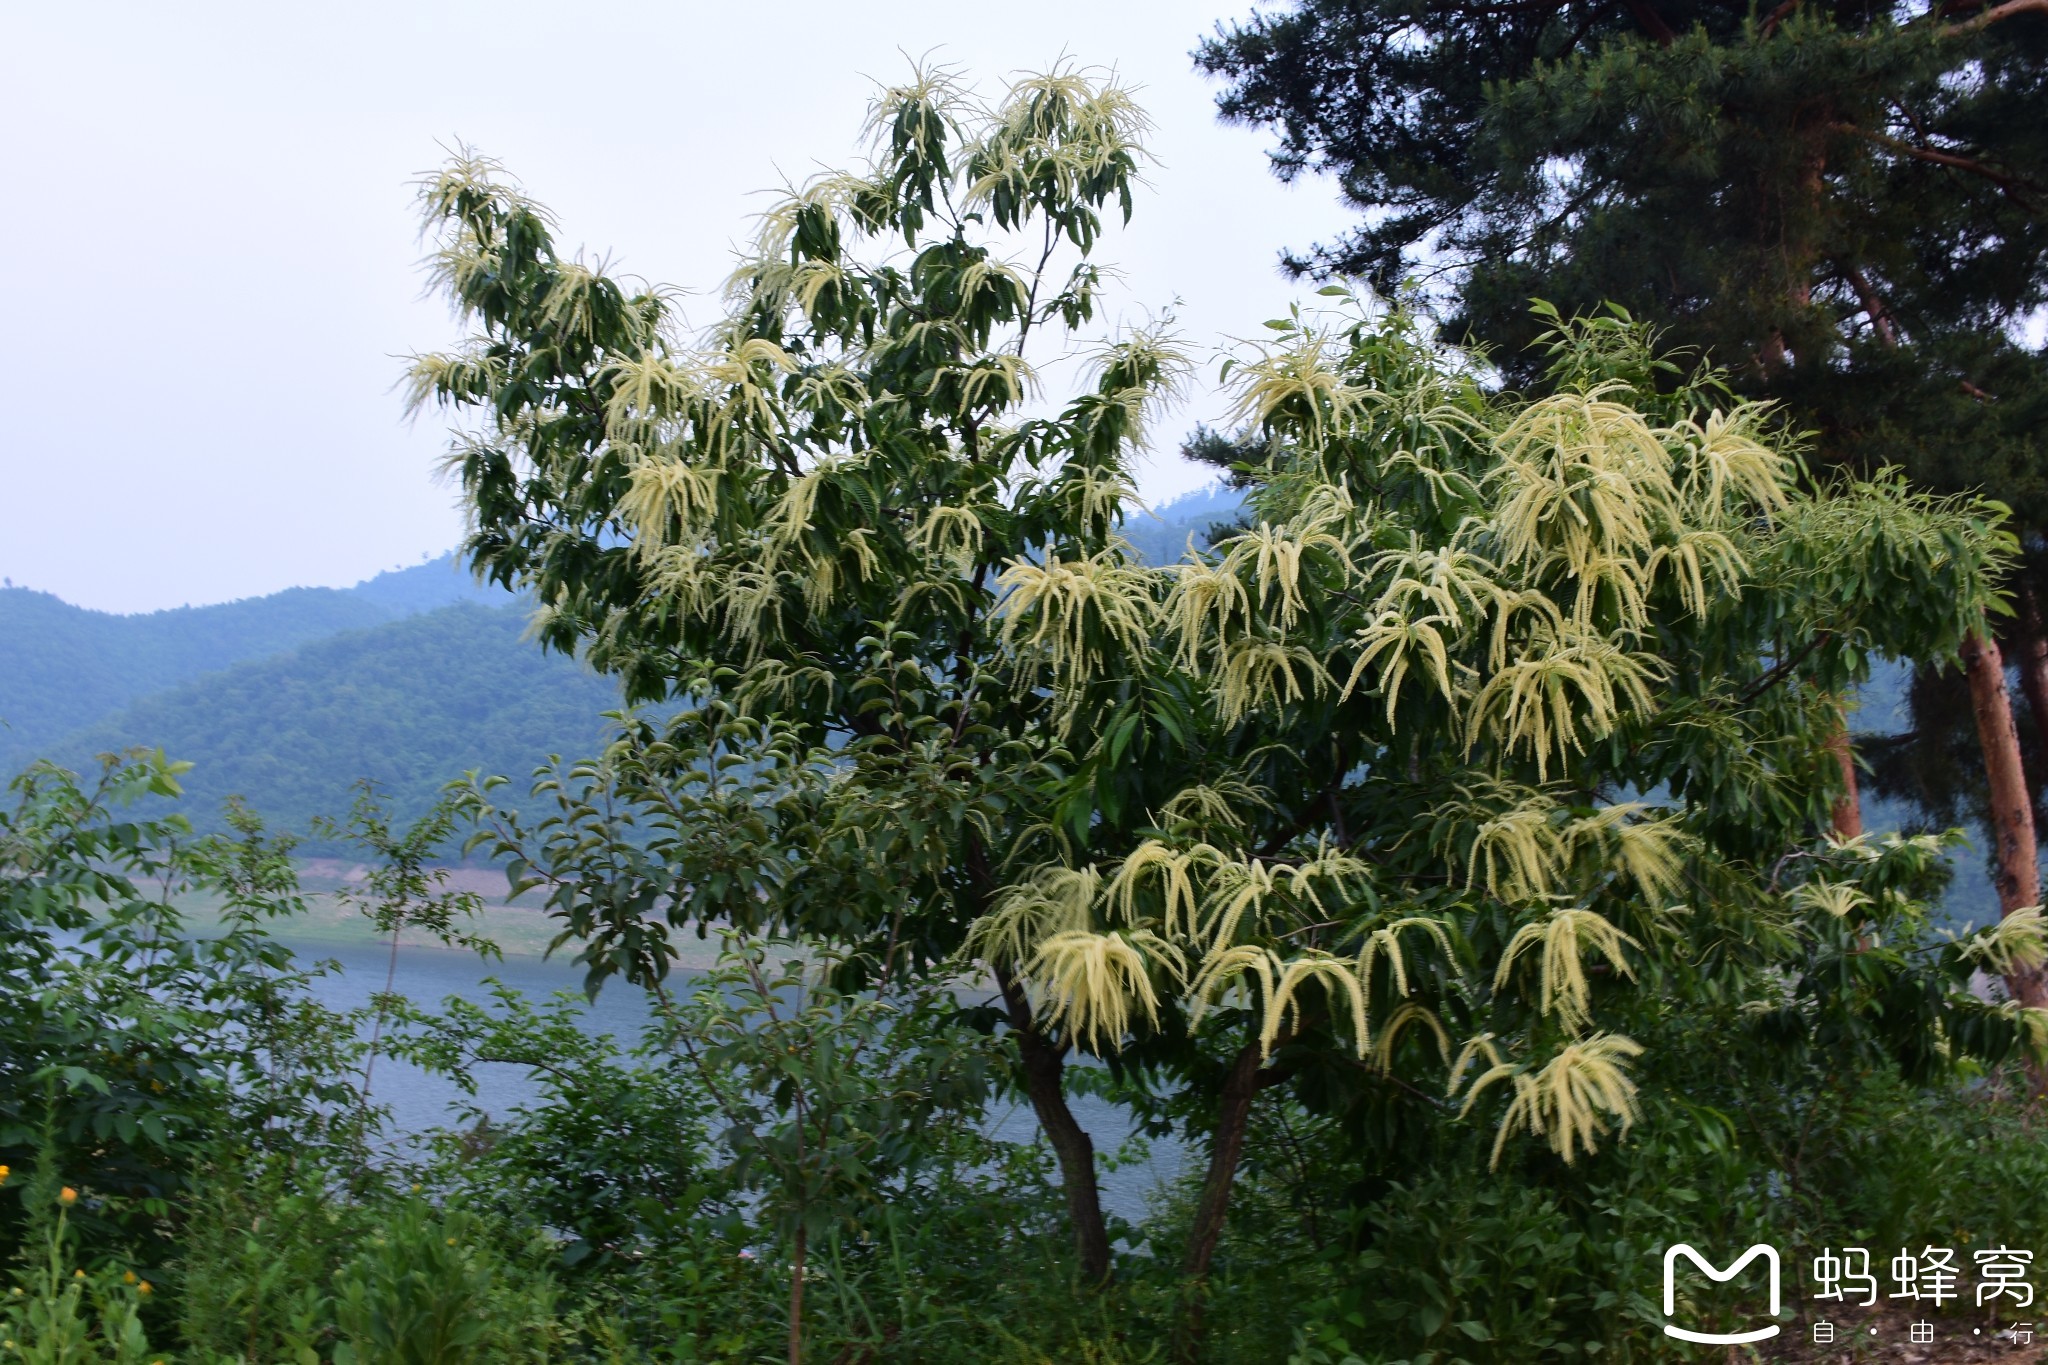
[1760, 0, 1800, 37]
[1842, 265, 1900, 348]
[1737, 631, 1832, 704]
[1622, 0, 1677, 44]
[1944, 0, 2048, 35]
[1831, 122, 2034, 206]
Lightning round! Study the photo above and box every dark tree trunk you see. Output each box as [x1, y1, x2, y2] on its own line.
[1173, 1038, 1270, 1364]
[788, 1223, 806, 1365]
[2015, 582, 2048, 812]
[997, 968, 1112, 1283]
[1961, 631, 2048, 1010]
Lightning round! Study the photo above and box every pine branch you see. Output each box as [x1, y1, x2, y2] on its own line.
[1944, 0, 2048, 35]
[1622, 0, 1677, 44]
[1842, 265, 1900, 348]
[1759, 0, 1801, 37]
[1831, 122, 2035, 208]
[1441, 0, 1575, 14]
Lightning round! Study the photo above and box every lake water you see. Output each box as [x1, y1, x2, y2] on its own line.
[292, 938, 1184, 1224]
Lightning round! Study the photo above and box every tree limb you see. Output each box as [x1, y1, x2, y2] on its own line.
[1622, 0, 1678, 44]
[1842, 265, 1900, 348]
[1737, 631, 1833, 704]
[1832, 122, 2034, 206]
[1944, 0, 2048, 35]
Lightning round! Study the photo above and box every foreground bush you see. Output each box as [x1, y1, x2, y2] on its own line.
[7, 749, 2048, 1361]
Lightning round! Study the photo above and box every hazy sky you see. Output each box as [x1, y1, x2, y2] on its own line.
[0, 1, 1356, 614]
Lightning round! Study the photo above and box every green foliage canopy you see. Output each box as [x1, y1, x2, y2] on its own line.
[1196, 0, 2048, 519]
[414, 66, 1184, 980]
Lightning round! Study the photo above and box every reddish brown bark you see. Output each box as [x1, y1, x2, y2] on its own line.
[1760, 0, 1801, 36]
[1827, 715, 1863, 839]
[1831, 121, 2030, 199]
[1948, 0, 2048, 36]
[1961, 631, 2048, 1010]
[1756, 127, 1829, 380]
[1622, 0, 1677, 43]
[1845, 265, 1900, 349]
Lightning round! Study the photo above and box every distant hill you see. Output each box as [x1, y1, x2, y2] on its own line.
[346, 556, 516, 616]
[1, 513, 1268, 853]
[37, 602, 624, 849]
[0, 556, 511, 768]
[1122, 485, 1245, 566]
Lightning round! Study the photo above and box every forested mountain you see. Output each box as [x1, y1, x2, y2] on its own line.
[0, 555, 511, 765]
[35, 603, 624, 846]
[2, 497, 1243, 851]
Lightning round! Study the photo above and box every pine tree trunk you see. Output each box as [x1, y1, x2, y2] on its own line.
[997, 968, 1112, 1283]
[1173, 1038, 1267, 1364]
[1826, 713, 1862, 839]
[1960, 631, 2048, 1010]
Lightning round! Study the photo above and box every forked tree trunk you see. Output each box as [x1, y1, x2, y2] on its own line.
[1961, 631, 2048, 1011]
[1174, 1038, 1270, 1365]
[996, 968, 1112, 1283]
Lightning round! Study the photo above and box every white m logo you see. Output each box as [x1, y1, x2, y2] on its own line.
[1662, 1243, 1782, 1344]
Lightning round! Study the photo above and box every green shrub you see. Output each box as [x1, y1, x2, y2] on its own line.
[332, 1200, 561, 1365]
[1, 755, 370, 1268]
[171, 1160, 361, 1364]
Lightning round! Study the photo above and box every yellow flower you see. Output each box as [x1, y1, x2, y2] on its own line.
[137, 1281, 152, 1296]
[0, 1164, 10, 1184]
[73, 1270, 85, 1280]
[57, 1186, 77, 1206]
[123, 1271, 137, 1285]
[445, 1237, 457, 1246]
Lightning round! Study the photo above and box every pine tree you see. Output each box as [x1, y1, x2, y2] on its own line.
[1199, 0, 2048, 927]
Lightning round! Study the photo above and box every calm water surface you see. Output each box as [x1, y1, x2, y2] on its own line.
[290, 938, 1183, 1223]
